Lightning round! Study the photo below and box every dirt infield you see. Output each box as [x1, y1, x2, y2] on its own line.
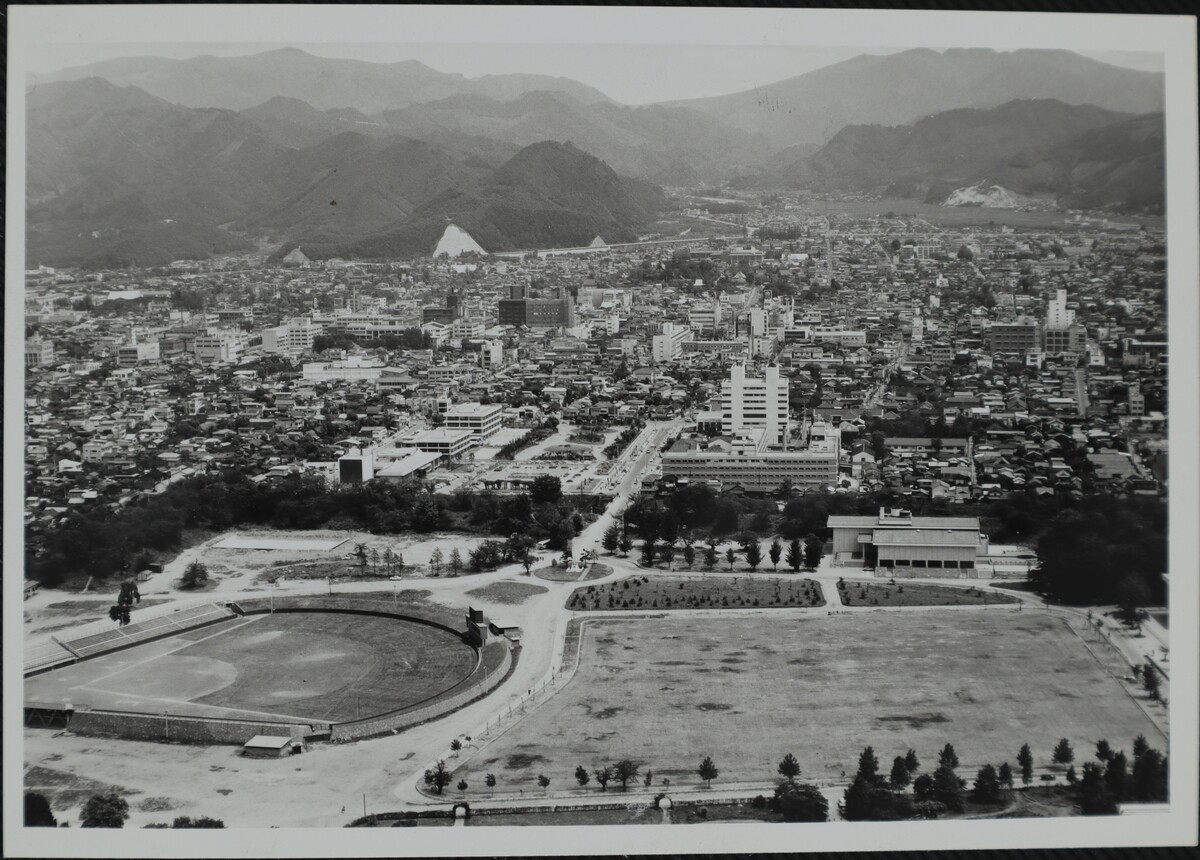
[26, 612, 477, 725]
[456, 611, 1164, 793]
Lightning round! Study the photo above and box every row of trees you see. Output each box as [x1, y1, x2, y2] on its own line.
[28, 471, 605, 586]
[841, 735, 1168, 821]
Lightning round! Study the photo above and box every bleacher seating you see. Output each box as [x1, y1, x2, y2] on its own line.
[23, 640, 76, 674]
[47, 601, 236, 666]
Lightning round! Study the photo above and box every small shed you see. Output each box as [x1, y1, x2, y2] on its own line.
[242, 735, 293, 758]
[489, 619, 522, 642]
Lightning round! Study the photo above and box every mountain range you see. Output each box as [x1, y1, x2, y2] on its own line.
[742, 99, 1165, 214]
[26, 47, 1167, 267]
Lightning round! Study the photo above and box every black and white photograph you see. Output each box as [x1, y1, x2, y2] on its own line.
[5, 5, 1198, 857]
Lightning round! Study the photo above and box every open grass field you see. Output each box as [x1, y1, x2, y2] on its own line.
[455, 611, 1164, 794]
[567, 576, 825, 612]
[837, 580, 1019, 607]
[25, 612, 477, 724]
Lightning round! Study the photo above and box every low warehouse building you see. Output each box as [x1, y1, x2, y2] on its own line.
[828, 508, 988, 574]
[242, 735, 295, 758]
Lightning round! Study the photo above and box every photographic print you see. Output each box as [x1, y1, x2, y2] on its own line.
[6, 5, 1197, 857]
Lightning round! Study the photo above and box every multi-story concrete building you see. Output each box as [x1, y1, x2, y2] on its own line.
[652, 322, 693, 363]
[25, 335, 56, 368]
[986, 318, 1040, 354]
[721, 364, 789, 446]
[442, 402, 503, 441]
[261, 316, 316, 358]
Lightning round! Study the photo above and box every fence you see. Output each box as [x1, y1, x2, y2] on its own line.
[70, 709, 319, 745]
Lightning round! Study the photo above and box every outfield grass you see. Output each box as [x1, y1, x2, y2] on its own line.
[837, 580, 1019, 607]
[456, 611, 1163, 794]
[567, 576, 825, 612]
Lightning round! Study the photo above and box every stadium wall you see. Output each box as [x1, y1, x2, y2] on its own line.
[70, 710, 319, 745]
[330, 640, 514, 742]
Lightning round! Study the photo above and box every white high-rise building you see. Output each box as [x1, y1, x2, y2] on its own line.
[721, 364, 789, 446]
[652, 322, 692, 363]
[1047, 289, 1075, 329]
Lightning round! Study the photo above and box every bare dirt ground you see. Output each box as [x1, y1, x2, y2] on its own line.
[456, 610, 1165, 795]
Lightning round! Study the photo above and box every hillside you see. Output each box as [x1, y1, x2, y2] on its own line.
[38, 47, 617, 112]
[373, 90, 766, 182]
[328, 141, 668, 259]
[745, 100, 1164, 214]
[667, 48, 1165, 151]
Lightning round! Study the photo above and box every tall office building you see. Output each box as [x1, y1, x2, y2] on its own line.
[1046, 289, 1075, 329]
[721, 364, 789, 446]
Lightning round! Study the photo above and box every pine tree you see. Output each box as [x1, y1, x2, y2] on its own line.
[785, 538, 802, 573]
[890, 756, 911, 790]
[769, 538, 783, 571]
[939, 743, 960, 770]
[1052, 738, 1074, 765]
[698, 756, 719, 787]
[778, 753, 801, 782]
[1018, 744, 1034, 785]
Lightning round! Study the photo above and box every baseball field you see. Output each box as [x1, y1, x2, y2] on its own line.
[25, 612, 478, 724]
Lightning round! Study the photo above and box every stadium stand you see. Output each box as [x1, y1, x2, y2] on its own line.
[23, 639, 77, 675]
[47, 601, 236, 664]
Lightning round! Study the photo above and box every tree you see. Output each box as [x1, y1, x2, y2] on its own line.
[725, 547, 737, 571]
[448, 547, 463, 576]
[522, 550, 535, 576]
[998, 762, 1015, 793]
[118, 580, 141, 606]
[594, 765, 612, 792]
[529, 475, 563, 505]
[772, 782, 828, 822]
[972, 764, 1002, 803]
[1079, 762, 1118, 815]
[169, 816, 225, 828]
[1132, 734, 1150, 759]
[457, 779, 469, 796]
[641, 538, 658, 566]
[957, 244, 975, 261]
[1095, 739, 1114, 763]
[803, 536, 823, 570]
[1018, 744, 1034, 785]
[450, 738, 463, 757]
[1053, 738, 1074, 765]
[25, 792, 56, 827]
[905, 749, 920, 774]
[932, 764, 965, 813]
[485, 773, 497, 796]
[1130, 748, 1167, 802]
[537, 774, 551, 793]
[644, 769, 654, 788]
[682, 545, 695, 569]
[1105, 751, 1128, 802]
[704, 545, 718, 570]
[602, 524, 621, 555]
[1141, 662, 1161, 698]
[180, 561, 209, 590]
[857, 746, 880, 781]
[698, 756, 719, 787]
[938, 743, 960, 770]
[785, 538, 802, 573]
[769, 538, 783, 571]
[424, 760, 451, 795]
[744, 541, 763, 571]
[1066, 765, 1077, 784]
[369, 547, 381, 575]
[659, 542, 676, 569]
[618, 533, 634, 557]
[613, 760, 640, 791]
[429, 548, 444, 577]
[352, 542, 368, 574]
[890, 756, 911, 790]
[108, 604, 131, 626]
[80, 793, 129, 828]
[575, 765, 590, 787]
[778, 753, 801, 783]
[912, 774, 935, 802]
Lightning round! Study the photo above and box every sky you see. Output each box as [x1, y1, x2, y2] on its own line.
[23, 42, 1164, 105]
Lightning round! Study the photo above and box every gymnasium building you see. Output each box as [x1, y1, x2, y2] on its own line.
[828, 508, 989, 574]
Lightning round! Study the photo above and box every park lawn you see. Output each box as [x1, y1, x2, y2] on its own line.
[466, 581, 550, 605]
[455, 611, 1163, 795]
[838, 580, 1019, 607]
[567, 576, 825, 612]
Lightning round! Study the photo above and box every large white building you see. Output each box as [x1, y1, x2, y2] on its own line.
[721, 364, 789, 446]
[262, 316, 316, 358]
[1046, 289, 1076, 329]
[652, 322, 693, 363]
[442, 402, 503, 441]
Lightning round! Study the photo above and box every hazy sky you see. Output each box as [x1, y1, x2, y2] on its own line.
[24, 42, 1164, 105]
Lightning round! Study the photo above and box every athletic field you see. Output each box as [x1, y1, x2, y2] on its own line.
[458, 610, 1164, 792]
[25, 612, 477, 724]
